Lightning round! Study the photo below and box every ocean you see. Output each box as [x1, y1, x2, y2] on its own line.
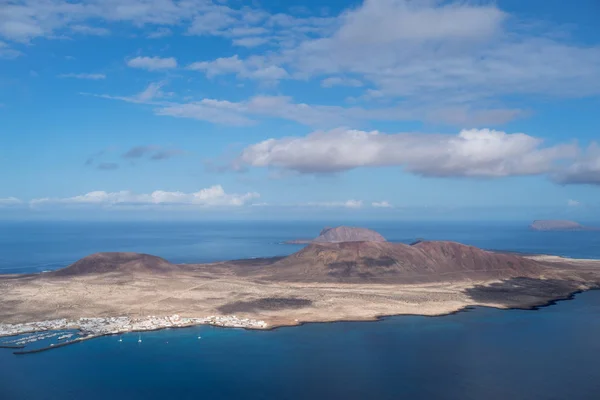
[1, 220, 600, 399]
[2, 220, 600, 274]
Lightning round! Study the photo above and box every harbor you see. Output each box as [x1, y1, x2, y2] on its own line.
[0, 314, 268, 355]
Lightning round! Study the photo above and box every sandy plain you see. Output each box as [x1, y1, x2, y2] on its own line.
[2, 254, 599, 330]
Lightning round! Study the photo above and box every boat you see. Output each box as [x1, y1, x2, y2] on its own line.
[58, 334, 74, 341]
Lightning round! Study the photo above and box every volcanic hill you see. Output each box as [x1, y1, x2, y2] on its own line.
[51, 252, 176, 277]
[50, 227, 551, 284]
[259, 239, 546, 283]
[284, 226, 386, 244]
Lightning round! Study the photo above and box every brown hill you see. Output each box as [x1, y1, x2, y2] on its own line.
[260, 240, 546, 283]
[51, 252, 176, 277]
[284, 226, 387, 244]
[314, 226, 386, 243]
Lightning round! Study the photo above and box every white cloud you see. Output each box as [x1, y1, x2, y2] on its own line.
[187, 8, 239, 36]
[343, 200, 362, 209]
[232, 37, 269, 48]
[147, 27, 172, 39]
[135, 82, 166, 102]
[127, 56, 177, 71]
[156, 99, 255, 126]
[91, 82, 167, 104]
[0, 18, 44, 42]
[188, 55, 245, 77]
[304, 200, 363, 209]
[0, 0, 206, 42]
[424, 108, 528, 127]
[337, 0, 506, 43]
[321, 77, 363, 88]
[156, 95, 354, 127]
[12, 0, 596, 131]
[279, 0, 600, 103]
[372, 201, 392, 208]
[237, 128, 578, 178]
[59, 73, 106, 80]
[3, 0, 310, 45]
[30, 185, 260, 208]
[567, 199, 581, 207]
[0, 40, 21, 59]
[0, 0, 295, 44]
[556, 143, 600, 185]
[184, 5, 327, 46]
[155, 95, 521, 128]
[2, 0, 599, 116]
[188, 55, 288, 81]
[70, 25, 110, 36]
[228, 27, 269, 37]
[0, 197, 22, 206]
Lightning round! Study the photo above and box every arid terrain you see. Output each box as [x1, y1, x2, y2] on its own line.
[2, 227, 600, 333]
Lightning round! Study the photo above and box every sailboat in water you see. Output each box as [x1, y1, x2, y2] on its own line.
[137, 307, 143, 343]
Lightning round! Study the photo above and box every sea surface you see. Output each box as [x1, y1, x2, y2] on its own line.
[1, 220, 600, 399]
[1, 220, 600, 274]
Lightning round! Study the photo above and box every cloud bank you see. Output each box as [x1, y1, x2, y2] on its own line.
[0, 197, 22, 206]
[5, 1, 598, 128]
[555, 143, 600, 186]
[236, 128, 578, 178]
[30, 185, 260, 208]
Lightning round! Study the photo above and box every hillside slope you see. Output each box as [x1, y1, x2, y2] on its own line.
[51, 252, 176, 276]
[261, 241, 546, 283]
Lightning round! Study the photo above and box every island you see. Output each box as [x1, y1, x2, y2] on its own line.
[2, 226, 600, 353]
[283, 226, 386, 244]
[529, 220, 596, 231]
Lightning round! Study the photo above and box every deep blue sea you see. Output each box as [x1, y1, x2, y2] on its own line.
[1, 220, 600, 399]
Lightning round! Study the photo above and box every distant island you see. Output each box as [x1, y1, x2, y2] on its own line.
[283, 226, 386, 244]
[2, 226, 600, 354]
[529, 220, 597, 231]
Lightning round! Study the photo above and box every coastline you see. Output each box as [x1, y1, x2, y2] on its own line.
[2, 249, 600, 355]
[258, 284, 600, 330]
[3, 285, 598, 355]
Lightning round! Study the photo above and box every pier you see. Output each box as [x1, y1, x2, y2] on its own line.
[0, 344, 25, 349]
[13, 337, 90, 355]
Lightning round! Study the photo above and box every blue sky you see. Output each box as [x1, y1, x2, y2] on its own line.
[1, 0, 599, 221]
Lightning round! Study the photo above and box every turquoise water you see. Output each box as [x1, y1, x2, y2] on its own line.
[1, 221, 600, 399]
